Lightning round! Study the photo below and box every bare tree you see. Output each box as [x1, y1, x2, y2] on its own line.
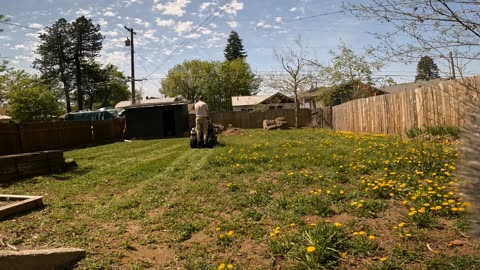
[272, 38, 317, 128]
[347, 0, 480, 77]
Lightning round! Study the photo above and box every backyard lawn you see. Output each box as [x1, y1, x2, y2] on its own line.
[0, 128, 479, 269]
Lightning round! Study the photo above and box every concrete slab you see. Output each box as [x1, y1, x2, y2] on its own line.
[0, 248, 85, 270]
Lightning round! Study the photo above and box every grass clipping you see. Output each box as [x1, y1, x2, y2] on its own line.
[457, 105, 480, 237]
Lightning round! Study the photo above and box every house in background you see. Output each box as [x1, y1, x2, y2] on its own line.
[231, 92, 295, 112]
[381, 78, 446, 94]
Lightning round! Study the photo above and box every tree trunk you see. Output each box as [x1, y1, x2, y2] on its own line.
[75, 56, 83, 111]
[61, 74, 71, 113]
[294, 91, 299, 128]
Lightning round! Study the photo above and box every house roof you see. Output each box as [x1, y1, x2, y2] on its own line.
[381, 79, 446, 94]
[231, 92, 293, 107]
[115, 97, 180, 109]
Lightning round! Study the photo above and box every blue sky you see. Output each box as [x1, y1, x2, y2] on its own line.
[0, 0, 463, 97]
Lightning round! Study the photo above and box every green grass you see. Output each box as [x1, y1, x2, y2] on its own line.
[0, 128, 478, 269]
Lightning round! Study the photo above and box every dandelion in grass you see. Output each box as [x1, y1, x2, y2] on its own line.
[218, 263, 226, 270]
[380, 257, 388, 262]
[368, 235, 376, 240]
[306, 246, 316, 253]
[334, 222, 342, 227]
[227, 230, 235, 237]
[227, 264, 233, 269]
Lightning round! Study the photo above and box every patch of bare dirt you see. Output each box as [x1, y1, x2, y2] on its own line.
[220, 128, 247, 137]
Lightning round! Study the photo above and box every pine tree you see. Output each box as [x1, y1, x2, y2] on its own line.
[34, 18, 75, 112]
[70, 16, 103, 110]
[224, 30, 247, 61]
[415, 56, 440, 81]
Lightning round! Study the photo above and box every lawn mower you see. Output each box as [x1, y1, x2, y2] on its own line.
[190, 119, 220, 148]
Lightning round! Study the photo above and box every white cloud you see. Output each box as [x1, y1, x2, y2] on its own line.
[13, 44, 27, 50]
[289, 7, 297, 12]
[122, 0, 143, 7]
[155, 19, 193, 35]
[223, 0, 243, 16]
[227, 21, 238, 28]
[275, 17, 282, 23]
[103, 11, 117, 17]
[29, 23, 43, 29]
[103, 31, 119, 37]
[144, 29, 159, 41]
[256, 21, 272, 29]
[99, 51, 128, 68]
[174, 21, 193, 34]
[133, 18, 151, 27]
[185, 33, 201, 39]
[199, 27, 212, 35]
[155, 19, 175, 27]
[200, 2, 211, 10]
[75, 8, 93, 16]
[153, 0, 191, 17]
[98, 18, 108, 27]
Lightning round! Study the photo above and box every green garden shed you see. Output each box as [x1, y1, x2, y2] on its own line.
[123, 101, 189, 139]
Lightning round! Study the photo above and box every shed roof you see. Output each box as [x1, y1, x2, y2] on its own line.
[115, 97, 180, 109]
[123, 100, 189, 109]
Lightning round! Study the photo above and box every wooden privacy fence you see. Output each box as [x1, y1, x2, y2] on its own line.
[333, 76, 480, 134]
[189, 109, 312, 129]
[0, 118, 125, 156]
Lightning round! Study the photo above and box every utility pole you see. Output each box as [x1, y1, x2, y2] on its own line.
[449, 51, 456, 80]
[124, 26, 137, 104]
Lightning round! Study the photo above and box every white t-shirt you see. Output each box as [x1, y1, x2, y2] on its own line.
[195, 101, 208, 118]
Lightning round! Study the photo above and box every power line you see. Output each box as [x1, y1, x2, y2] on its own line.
[145, 0, 233, 79]
[0, 21, 42, 31]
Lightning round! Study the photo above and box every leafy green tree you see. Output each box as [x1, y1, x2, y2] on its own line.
[34, 18, 74, 112]
[70, 16, 103, 111]
[161, 60, 210, 102]
[83, 63, 130, 109]
[160, 59, 260, 112]
[415, 56, 440, 81]
[316, 43, 394, 105]
[211, 59, 260, 112]
[3, 70, 62, 122]
[224, 30, 247, 61]
[0, 14, 9, 32]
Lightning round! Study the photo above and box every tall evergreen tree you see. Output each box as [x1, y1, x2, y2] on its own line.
[70, 16, 103, 110]
[415, 56, 440, 81]
[34, 18, 74, 112]
[224, 30, 247, 61]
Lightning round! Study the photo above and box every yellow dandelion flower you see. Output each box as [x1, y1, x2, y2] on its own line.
[219, 234, 225, 239]
[306, 246, 316, 253]
[353, 232, 359, 236]
[334, 222, 342, 227]
[405, 233, 412, 237]
[368, 235, 376, 240]
[218, 263, 226, 270]
[227, 230, 234, 237]
[216, 227, 221, 231]
[458, 207, 465, 212]
[227, 264, 233, 269]
[380, 257, 388, 262]
[359, 231, 366, 235]
[290, 223, 296, 228]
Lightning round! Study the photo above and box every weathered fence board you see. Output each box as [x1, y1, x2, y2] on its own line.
[332, 76, 480, 134]
[0, 119, 125, 156]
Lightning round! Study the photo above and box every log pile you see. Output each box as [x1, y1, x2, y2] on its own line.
[263, 117, 288, 130]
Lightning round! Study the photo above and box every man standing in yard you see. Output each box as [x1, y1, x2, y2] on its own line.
[195, 95, 209, 146]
